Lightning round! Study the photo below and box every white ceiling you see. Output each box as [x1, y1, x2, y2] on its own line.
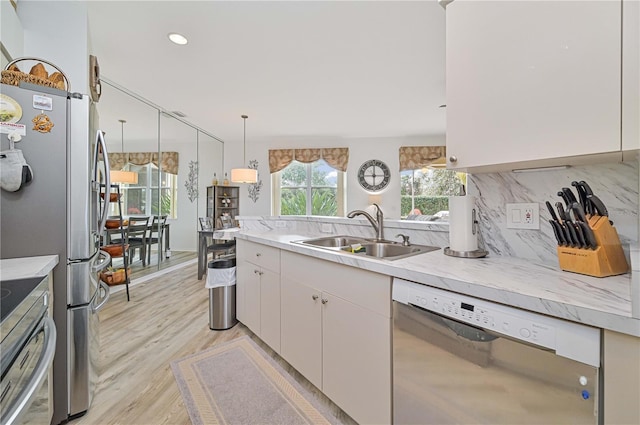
[87, 0, 446, 147]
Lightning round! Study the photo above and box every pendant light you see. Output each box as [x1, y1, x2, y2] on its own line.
[110, 119, 138, 184]
[231, 114, 258, 184]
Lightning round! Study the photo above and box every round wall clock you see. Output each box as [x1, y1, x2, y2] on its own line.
[357, 159, 391, 192]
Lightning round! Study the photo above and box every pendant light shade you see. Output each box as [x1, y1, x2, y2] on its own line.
[110, 119, 139, 184]
[231, 114, 258, 184]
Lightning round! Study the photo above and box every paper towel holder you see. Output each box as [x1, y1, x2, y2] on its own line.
[444, 208, 488, 258]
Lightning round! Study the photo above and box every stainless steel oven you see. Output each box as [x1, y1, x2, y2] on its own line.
[1, 276, 56, 425]
[393, 278, 602, 424]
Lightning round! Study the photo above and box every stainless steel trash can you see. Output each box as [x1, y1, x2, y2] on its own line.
[207, 258, 238, 330]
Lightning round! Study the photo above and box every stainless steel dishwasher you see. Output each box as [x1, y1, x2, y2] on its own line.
[393, 278, 602, 424]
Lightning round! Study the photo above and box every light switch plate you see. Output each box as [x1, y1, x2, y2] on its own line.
[506, 203, 539, 229]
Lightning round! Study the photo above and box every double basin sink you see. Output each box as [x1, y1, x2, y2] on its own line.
[292, 235, 440, 261]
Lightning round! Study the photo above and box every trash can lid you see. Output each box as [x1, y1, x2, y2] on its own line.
[208, 258, 236, 268]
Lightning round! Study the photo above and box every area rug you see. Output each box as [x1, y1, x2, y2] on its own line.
[171, 336, 340, 425]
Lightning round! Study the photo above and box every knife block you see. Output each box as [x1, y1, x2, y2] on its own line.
[556, 217, 629, 278]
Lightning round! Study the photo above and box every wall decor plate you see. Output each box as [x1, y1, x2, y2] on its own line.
[0, 93, 23, 123]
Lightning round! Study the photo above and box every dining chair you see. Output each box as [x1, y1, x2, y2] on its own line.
[146, 215, 168, 264]
[199, 217, 236, 260]
[126, 216, 150, 266]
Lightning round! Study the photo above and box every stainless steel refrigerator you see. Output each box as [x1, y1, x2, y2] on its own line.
[0, 82, 112, 424]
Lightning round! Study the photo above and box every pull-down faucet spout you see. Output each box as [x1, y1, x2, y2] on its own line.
[347, 203, 385, 241]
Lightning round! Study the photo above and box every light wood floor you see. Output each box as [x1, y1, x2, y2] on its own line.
[73, 262, 354, 425]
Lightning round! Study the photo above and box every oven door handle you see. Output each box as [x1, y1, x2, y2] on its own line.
[1, 317, 56, 425]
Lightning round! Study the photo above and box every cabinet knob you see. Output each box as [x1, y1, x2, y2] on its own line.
[253, 269, 260, 275]
[321, 298, 328, 304]
[256, 253, 262, 257]
[312, 294, 319, 301]
[449, 155, 458, 163]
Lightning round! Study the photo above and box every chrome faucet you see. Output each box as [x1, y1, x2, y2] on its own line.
[347, 203, 385, 241]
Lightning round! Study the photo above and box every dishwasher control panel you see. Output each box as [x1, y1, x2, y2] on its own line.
[393, 277, 601, 367]
[409, 289, 556, 350]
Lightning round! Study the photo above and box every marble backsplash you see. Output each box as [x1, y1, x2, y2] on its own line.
[469, 160, 638, 265]
[238, 160, 638, 267]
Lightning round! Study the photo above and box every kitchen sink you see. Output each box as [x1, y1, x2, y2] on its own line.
[292, 235, 440, 260]
[341, 242, 440, 260]
[294, 235, 369, 248]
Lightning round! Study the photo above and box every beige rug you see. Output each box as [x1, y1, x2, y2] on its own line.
[171, 336, 340, 425]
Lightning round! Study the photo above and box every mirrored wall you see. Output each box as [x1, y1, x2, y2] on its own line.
[99, 79, 224, 278]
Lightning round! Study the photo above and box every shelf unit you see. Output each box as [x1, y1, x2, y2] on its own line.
[99, 184, 131, 301]
[207, 185, 239, 224]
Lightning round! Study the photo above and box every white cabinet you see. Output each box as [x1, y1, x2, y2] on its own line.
[236, 239, 281, 352]
[280, 251, 392, 425]
[446, 0, 624, 171]
[622, 0, 640, 152]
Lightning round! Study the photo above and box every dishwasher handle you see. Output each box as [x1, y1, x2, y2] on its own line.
[1, 316, 56, 425]
[408, 302, 497, 343]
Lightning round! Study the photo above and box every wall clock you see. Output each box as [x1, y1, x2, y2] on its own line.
[357, 159, 391, 192]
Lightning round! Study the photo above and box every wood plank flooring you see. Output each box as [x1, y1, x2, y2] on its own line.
[73, 262, 354, 425]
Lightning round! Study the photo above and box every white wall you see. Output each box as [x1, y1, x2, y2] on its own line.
[18, 1, 89, 94]
[1, 0, 23, 62]
[228, 134, 446, 220]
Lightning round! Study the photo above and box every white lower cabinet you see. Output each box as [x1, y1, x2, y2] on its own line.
[280, 250, 392, 425]
[236, 239, 281, 353]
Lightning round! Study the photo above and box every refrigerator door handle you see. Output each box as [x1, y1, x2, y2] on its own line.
[91, 250, 111, 273]
[92, 281, 110, 313]
[93, 130, 110, 236]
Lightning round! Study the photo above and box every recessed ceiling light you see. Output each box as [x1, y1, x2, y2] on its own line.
[168, 33, 188, 45]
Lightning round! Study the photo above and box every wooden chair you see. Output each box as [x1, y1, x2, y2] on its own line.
[126, 216, 150, 266]
[146, 215, 168, 264]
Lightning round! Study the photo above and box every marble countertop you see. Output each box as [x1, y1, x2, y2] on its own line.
[236, 231, 640, 337]
[0, 255, 60, 281]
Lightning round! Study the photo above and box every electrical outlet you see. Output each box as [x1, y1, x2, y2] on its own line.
[321, 223, 332, 233]
[506, 203, 539, 229]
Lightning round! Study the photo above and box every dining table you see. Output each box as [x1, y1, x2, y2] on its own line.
[197, 227, 239, 280]
[104, 218, 171, 261]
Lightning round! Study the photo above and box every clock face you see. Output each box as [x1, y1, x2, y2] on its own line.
[357, 159, 391, 192]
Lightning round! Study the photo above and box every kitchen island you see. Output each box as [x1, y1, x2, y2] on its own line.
[235, 229, 640, 425]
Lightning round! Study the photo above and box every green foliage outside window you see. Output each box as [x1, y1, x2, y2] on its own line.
[401, 169, 465, 218]
[280, 160, 338, 216]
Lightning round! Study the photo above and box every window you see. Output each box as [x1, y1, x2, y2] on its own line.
[272, 159, 345, 216]
[111, 163, 177, 218]
[400, 168, 466, 219]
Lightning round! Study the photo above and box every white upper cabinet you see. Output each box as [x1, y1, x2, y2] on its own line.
[622, 0, 640, 152]
[446, 0, 625, 171]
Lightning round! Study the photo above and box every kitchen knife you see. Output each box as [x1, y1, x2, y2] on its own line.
[572, 221, 587, 248]
[545, 201, 560, 222]
[555, 202, 577, 247]
[558, 188, 578, 208]
[549, 220, 566, 246]
[578, 180, 610, 218]
[570, 202, 598, 249]
[571, 181, 591, 215]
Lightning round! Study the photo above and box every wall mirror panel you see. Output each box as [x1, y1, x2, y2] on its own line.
[99, 80, 223, 280]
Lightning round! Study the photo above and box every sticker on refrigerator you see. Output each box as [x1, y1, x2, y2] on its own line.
[0, 122, 26, 136]
[0, 94, 23, 123]
[33, 94, 53, 111]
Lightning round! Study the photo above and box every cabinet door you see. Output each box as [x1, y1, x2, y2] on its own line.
[446, 0, 621, 170]
[622, 0, 640, 151]
[236, 260, 247, 322]
[260, 268, 281, 353]
[322, 292, 392, 424]
[280, 277, 322, 389]
[243, 262, 261, 335]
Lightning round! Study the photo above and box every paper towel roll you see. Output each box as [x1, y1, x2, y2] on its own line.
[448, 195, 478, 252]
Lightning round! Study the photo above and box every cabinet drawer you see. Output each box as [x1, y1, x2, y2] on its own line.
[237, 239, 281, 273]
